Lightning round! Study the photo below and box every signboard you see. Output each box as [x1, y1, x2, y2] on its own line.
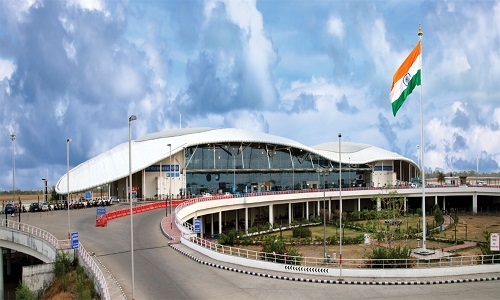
[71, 232, 79, 249]
[194, 218, 201, 233]
[96, 207, 106, 217]
[85, 191, 92, 199]
[491, 233, 500, 251]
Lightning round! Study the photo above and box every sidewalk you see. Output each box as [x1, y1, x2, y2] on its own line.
[160, 210, 181, 243]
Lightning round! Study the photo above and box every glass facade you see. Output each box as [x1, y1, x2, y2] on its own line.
[184, 143, 371, 196]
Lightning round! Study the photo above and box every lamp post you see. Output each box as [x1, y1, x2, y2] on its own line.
[338, 132, 343, 279]
[128, 114, 137, 300]
[169, 144, 173, 226]
[42, 178, 48, 206]
[66, 139, 71, 238]
[10, 134, 17, 221]
[166, 144, 171, 217]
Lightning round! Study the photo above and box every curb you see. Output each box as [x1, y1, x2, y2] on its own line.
[168, 244, 500, 285]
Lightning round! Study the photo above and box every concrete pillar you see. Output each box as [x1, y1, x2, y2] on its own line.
[218, 211, 222, 234]
[288, 202, 292, 225]
[6, 248, 11, 276]
[244, 207, 248, 234]
[404, 197, 407, 213]
[0, 247, 4, 300]
[443, 197, 446, 212]
[377, 197, 381, 211]
[472, 193, 477, 214]
[317, 201, 321, 217]
[435, 195, 438, 205]
[357, 198, 361, 211]
[235, 209, 239, 231]
[268, 204, 274, 226]
[305, 201, 309, 220]
[210, 214, 214, 237]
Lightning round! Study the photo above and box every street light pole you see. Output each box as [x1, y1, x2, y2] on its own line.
[128, 114, 137, 300]
[169, 144, 173, 226]
[166, 144, 171, 217]
[338, 132, 343, 279]
[42, 178, 48, 206]
[10, 134, 17, 221]
[66, 139, 71, 238]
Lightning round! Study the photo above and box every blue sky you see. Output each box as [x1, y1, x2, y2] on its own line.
[0, 0, 499, 190]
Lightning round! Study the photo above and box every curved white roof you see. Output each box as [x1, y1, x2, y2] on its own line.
[312, 142, 416, 166]
[56, 127, 416, 194]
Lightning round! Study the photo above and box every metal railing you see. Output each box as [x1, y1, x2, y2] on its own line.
[0, 219, 110, 300]
[78, 243, 111, 300]
[187, 235, 500, 269]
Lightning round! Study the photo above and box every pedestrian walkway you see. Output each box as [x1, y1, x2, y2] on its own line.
[160, 210, 181, 243]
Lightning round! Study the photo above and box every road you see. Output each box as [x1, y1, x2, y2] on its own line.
[19, 206, 500, 300]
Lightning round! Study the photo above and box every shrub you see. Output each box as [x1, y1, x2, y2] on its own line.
[292, 226, 312, 238]
[54, 251, 72, 277]
[366, 246, 413, 268]
[15, 283, 36, 300]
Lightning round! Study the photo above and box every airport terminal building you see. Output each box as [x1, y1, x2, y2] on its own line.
[55, 127, 418, 200]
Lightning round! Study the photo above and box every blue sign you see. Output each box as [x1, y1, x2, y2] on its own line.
[96, 207, 106, 216]
[194, 218, 201, 233]
[71, 232, 79, 249]
[85, 191, 92, 199]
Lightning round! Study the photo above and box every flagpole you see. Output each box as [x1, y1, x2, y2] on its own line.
[418, 24, 427, 252]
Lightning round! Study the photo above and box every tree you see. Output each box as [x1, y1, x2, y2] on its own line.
[433, 204, 444, 226]
[437, 171, 445, 184]
[371, 190, 405, 249]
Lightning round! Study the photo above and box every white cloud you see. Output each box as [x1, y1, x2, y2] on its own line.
[0, 59, 16, 81]
[327, 15, 344, 40]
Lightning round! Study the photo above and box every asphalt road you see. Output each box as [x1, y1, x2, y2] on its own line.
[18, 206, 500, 300]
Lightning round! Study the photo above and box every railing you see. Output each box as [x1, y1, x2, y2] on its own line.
[1, 219, 60, 249]
[78, 243, 111, 300]
[0, 219, 110, 300]
[187, 235, 500, 269]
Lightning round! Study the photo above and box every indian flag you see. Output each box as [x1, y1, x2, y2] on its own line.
[389, 41, 422, 116]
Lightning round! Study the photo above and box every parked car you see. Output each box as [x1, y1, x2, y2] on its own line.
[29, 202, 40, 212]
[4, 203, 14, 215]
[41, 202, 49, 211]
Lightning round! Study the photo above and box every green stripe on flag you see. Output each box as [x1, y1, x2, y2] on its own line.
[391, 70, 421, 116]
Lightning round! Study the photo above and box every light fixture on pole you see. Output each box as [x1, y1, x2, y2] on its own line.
[338, 132, 343, 279]
[166, 143, 171, 217]
[66, 138, 71, 238]
[128, 114, 137, 300]
[42, 178, 48, 206]
[10, 133, 18, 221]
[169, 144, 173, 226]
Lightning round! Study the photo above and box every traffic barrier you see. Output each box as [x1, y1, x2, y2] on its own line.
[95, 216, 107, 227]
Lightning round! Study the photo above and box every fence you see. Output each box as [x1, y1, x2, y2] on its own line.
[187, 235, 500, 269]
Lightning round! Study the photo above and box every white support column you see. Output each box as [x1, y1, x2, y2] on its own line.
[377, 197, 381, 211]
[269, 204, 274, 226]
[435, 195, 438, 205]
[245, 207, 249, 234]
[328, 197, 331, 214]
[218, 211, 222, 234]
[0, 246, 3, 298]
[317, 201, 321, 217]
[305, 201, 309, 220]
[472, 193, 478, 214]
[235, 209, 239, 231]
[288, 202, 292, 225]
[357, 198, 361, 212]
[404, 197, 407, 213]
[210, 214, 214, 237]
[443, 196, 446, 212]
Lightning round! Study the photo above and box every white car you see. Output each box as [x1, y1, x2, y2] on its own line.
[41, 203, 49, 211]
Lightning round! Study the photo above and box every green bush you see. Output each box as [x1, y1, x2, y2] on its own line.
[366, 246, 413, 268]
[15, 282, 36, 300]
[54, 251, 72, 277]
[292, 226, 311, 238]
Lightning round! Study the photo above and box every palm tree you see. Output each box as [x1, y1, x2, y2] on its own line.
[437, 171, 445, 185]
